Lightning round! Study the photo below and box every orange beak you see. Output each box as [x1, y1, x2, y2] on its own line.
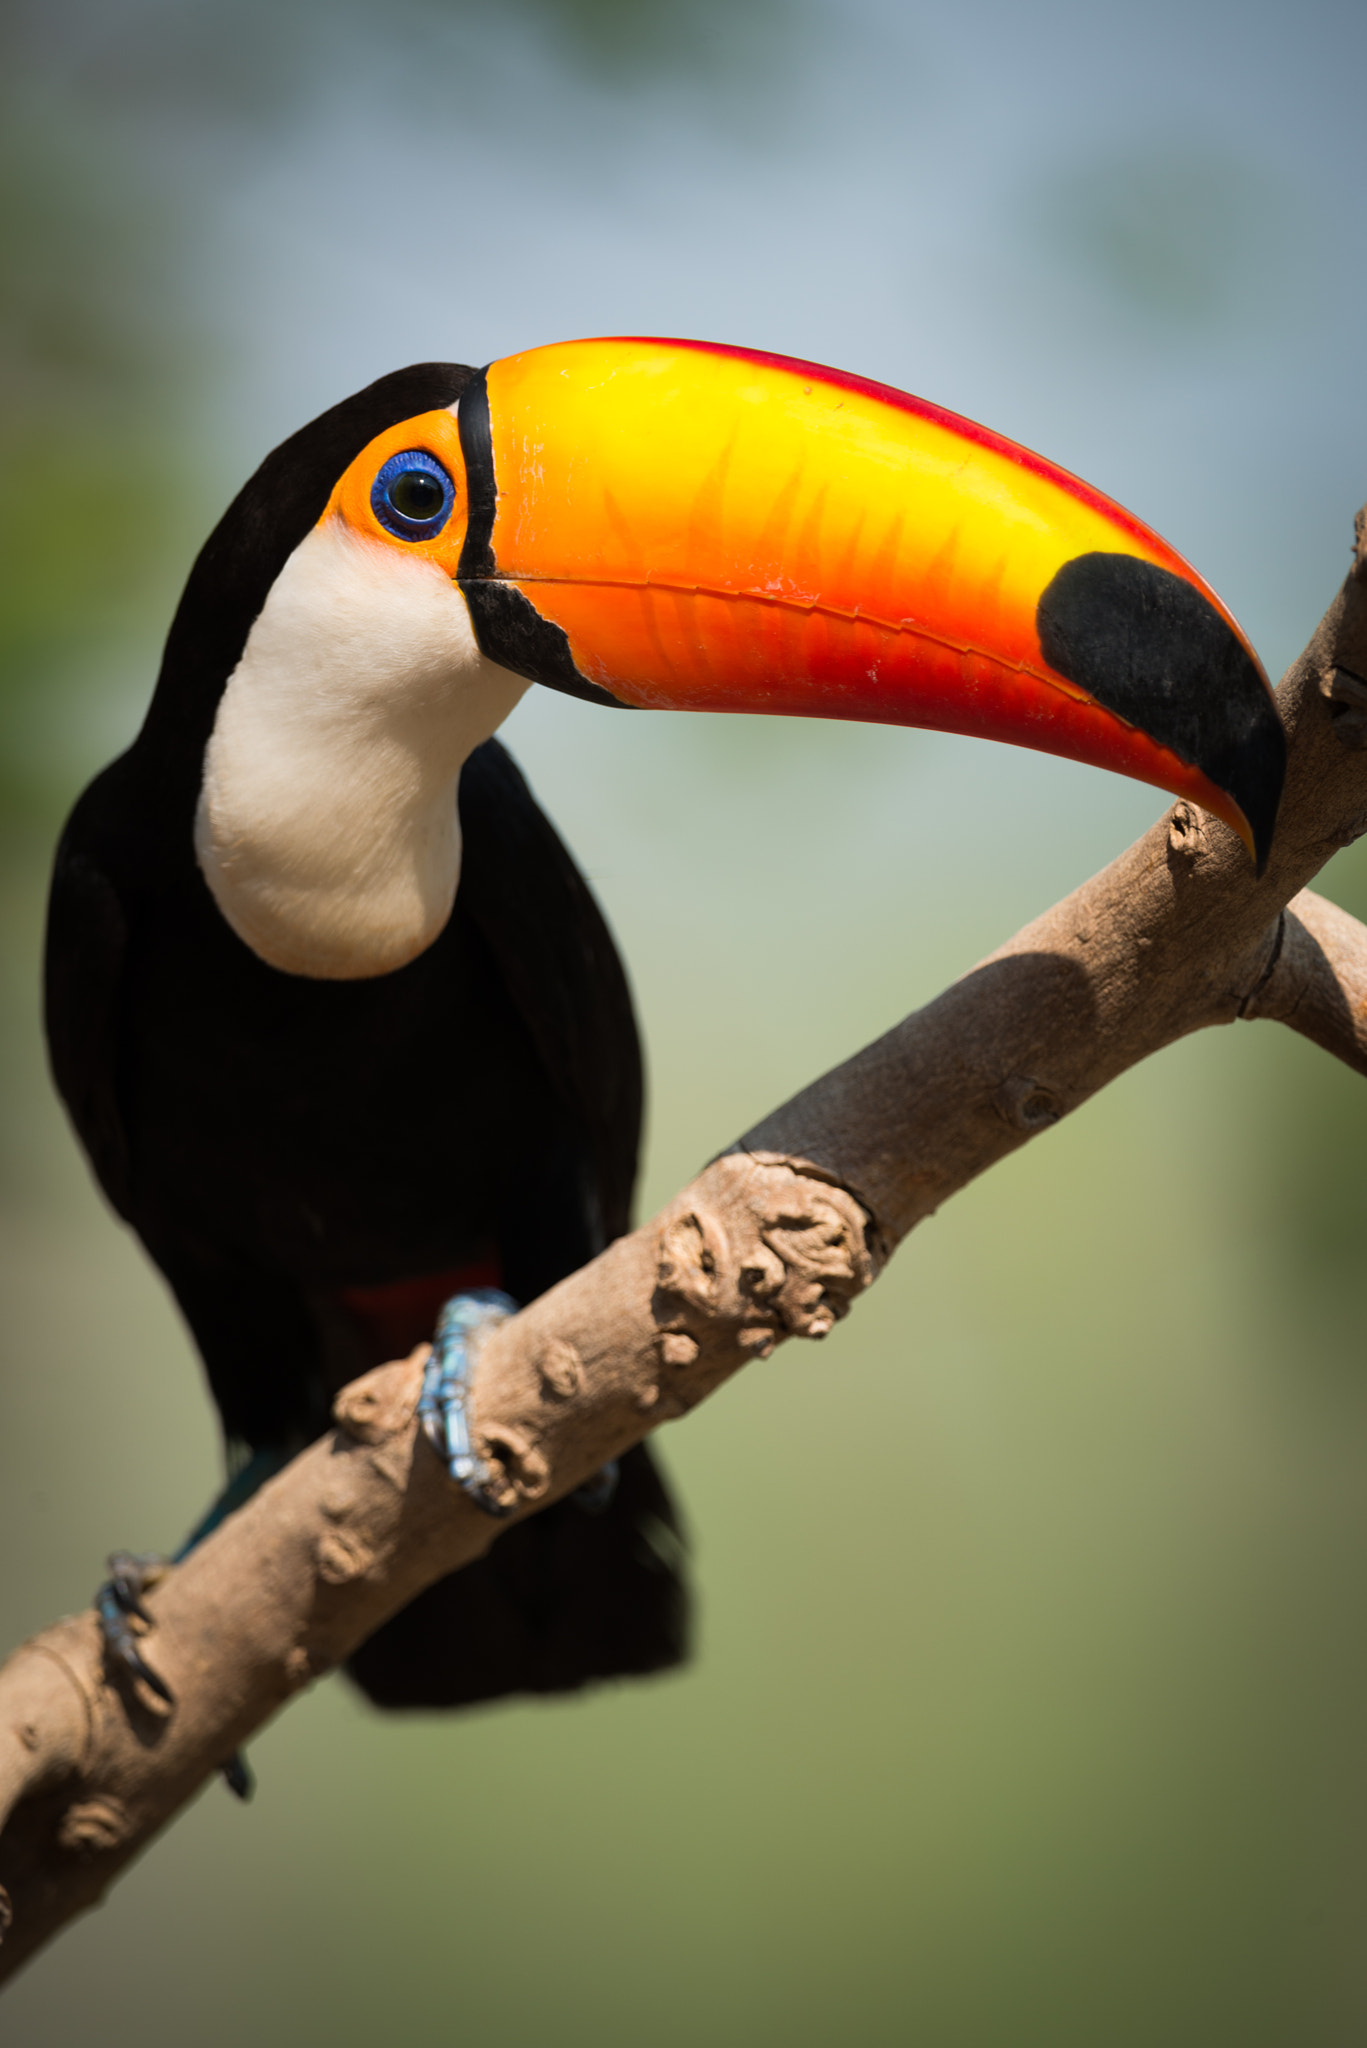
[334, 336, 1287, 870]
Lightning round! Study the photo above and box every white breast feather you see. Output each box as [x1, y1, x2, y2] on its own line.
[195, 517, 528, 978]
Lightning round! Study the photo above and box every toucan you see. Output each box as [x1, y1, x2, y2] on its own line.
[44, 336, 1285, 1717]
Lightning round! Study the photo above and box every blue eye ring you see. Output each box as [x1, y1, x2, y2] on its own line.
[371, 449, 456, 541]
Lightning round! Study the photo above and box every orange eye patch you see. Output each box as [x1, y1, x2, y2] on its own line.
[324, 408, 471, 574]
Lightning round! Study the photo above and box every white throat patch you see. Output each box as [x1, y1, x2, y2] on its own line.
[195, 517, 529, 979]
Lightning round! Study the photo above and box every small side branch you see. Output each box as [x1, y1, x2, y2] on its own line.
[2, 515, 1367, 1981]
[1241, 889, 1367, 1076]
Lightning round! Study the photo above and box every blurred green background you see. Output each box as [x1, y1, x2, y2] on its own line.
[4, 0, 1367, 2039]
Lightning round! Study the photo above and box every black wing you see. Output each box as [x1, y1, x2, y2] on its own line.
[455, 737, 643, 1249]
[44, 828, 133, 1223]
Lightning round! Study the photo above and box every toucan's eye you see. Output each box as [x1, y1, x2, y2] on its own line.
[371, 450, 456, 541]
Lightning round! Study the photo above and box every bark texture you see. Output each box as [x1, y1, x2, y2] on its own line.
[2, 517, 1366, 1983]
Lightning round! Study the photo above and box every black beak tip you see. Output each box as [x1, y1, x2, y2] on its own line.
[1226, 712, 1286, 879]
[1036, 552, 1286, 880]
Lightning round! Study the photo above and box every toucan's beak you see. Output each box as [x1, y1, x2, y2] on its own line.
[328, 337, 1283, 870]
[447, 337, 1284, 870]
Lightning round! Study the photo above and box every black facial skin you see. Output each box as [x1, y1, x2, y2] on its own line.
[1036, 552, 1286, 871]
[454, 368, 626, 711]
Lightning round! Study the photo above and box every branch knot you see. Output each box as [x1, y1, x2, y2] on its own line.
[993, 1074, 1062, 1131]
[652, 1154, 877, 1371]
[1167, 801, 1209, 864]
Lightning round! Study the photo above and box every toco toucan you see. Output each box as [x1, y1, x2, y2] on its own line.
[45, 336, 1285, 1716]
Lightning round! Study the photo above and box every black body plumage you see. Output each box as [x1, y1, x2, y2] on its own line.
[44, 366, 688, 1708]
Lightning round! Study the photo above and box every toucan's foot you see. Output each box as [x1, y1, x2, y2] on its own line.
[95, 1551, 254, 1799]
[96, 1550, 174, 1704]
[573, 1460, 620, 1513]
[418, 1288, 520, 1516]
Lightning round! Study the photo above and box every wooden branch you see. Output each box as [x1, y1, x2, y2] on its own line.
[1240, 888, 1367, 1075]
[2, 516, 1367, 1983]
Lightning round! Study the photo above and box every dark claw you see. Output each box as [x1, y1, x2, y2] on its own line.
[97, 1555, 253, 1795]
[96, 1551, 175, 1705]
[220, 1750, 254, 1801]
[105, 1549, 166, 1622]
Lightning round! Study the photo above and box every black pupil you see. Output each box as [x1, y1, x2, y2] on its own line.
[388, 468, 445, 522]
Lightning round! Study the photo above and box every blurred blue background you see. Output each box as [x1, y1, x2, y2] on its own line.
[4, 0, 1367, 2039]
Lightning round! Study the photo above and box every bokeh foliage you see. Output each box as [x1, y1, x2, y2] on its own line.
[0, 120, 189, 821]
[1039, 142, 1296, 330]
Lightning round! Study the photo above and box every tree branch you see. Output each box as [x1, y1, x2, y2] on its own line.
[2, 516, 1366, 1984]
[1239, 888, 1367, 1075]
